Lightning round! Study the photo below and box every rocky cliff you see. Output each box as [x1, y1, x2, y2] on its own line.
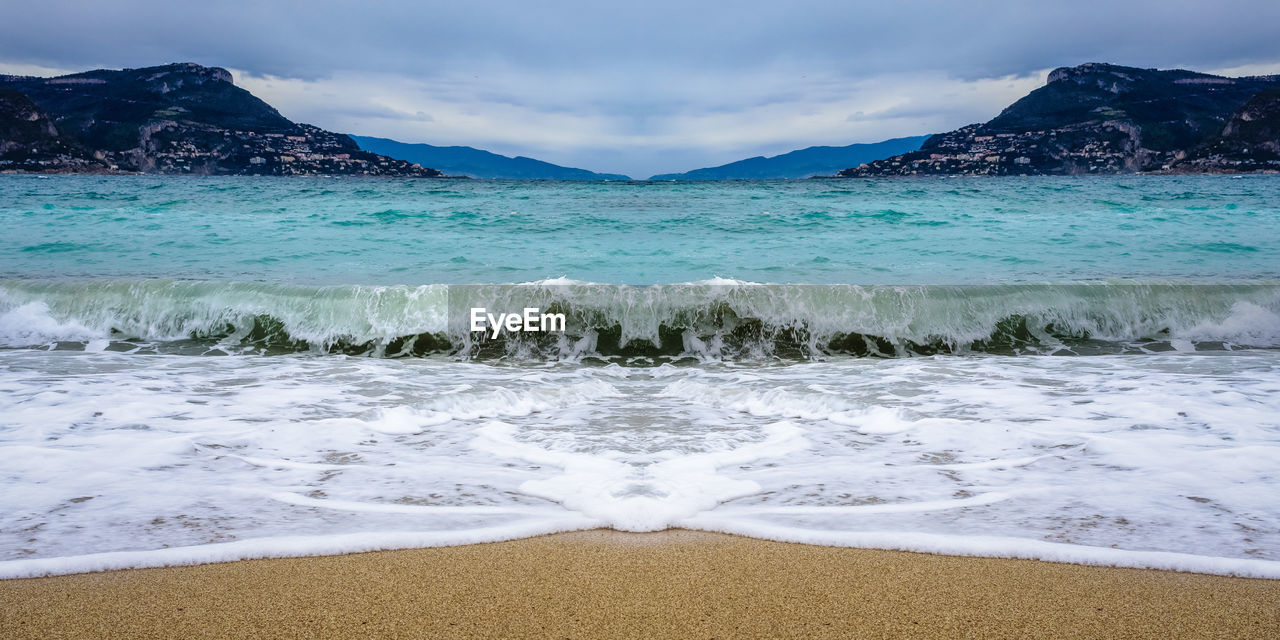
[1175, 88, 1280, 172]
[0, 63, 442, 176]
[839, 63, 1280, 176]
[0, 88, 104, 172]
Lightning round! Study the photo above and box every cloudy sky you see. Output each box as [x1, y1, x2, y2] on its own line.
[3, 1, 1279, 178]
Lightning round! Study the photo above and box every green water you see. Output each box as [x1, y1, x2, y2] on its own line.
[4, 175, 1278, 285]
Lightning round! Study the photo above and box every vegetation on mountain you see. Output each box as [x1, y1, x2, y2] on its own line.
[840, 63, 1280, 176]
[0, 63, 441, 176]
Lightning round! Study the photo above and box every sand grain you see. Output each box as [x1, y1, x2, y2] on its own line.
[2, 529, 1278, 639]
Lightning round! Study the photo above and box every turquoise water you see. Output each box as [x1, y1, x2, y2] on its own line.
[4, 174, 1280, 579]
[4, 175, 1279, 284]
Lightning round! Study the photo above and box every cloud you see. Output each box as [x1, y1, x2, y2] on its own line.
[230, 65, 1046, 177]
[3, 1, 1280, 176]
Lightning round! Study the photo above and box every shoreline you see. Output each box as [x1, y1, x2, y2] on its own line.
[3, 529, 1278, 639]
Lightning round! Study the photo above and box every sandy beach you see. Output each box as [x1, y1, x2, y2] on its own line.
[1, 529, 1277, 639]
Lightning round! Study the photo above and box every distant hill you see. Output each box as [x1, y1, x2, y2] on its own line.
[841, 62, 1280, 176]
[648, 136, 930, 180]
[0, 88, 102, 172]
[351, 135, 631, 180]
[1177, 87, 1280, 172]
[0, 63, 441, 176]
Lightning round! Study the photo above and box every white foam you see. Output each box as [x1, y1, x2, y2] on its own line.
[698, 276, 764, 286]
[828, 406, 927, 434]
[675, 521, 1280, 579]
[517, 276, 589, 286]
[2, 349, 1280, 578]
[353, 406, 454, 435]
[1180, 301, 1280, 345]
[0, 520, 599, 580]
[0, 301, 102, 345]
[711, 491, 1019, 515]
[0, 280, 451, 349]
[4, 280, 1280, 355]
[471, 419, 810, 532]
[265, 491, 552, 515]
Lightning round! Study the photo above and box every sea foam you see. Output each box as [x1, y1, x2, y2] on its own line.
[4, 280, 1280, 360]
[2, 349, 1279, 578]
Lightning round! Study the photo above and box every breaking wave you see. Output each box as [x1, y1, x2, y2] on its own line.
[2, 278, 1279, 361]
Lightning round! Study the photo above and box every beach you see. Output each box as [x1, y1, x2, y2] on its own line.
[3, 529, 1278, 639]
[3, 176, 1280, 636]
[6, 7, 1280, 637]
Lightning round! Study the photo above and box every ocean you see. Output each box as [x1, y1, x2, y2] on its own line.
[2, 174, 1279, 578]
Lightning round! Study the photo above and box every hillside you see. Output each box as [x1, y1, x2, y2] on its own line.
[352, 135, 630, 180]
[0, 63, 442, 176]
[0, 88, 103, 172]
[1176, 88, 1280, 172]
[840, 63, 1280, 176]
[649, 136, 929, 180]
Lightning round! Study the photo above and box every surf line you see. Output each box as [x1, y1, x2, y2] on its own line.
[470, 307, 567, 339]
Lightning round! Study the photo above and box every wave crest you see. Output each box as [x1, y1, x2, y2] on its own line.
[3, 279, 1279, 361]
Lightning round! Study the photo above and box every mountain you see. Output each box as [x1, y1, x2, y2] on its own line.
[0, 88, 103, 172]
[351, 135, 631, 180]
[1176, 88, 1280, 172]
[839, 63, 1280, 177]
[0, 63, 441, 176]
[648, 136, 929, 180]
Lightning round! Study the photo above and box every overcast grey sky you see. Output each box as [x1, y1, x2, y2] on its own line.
[3, 1, 1279, 177]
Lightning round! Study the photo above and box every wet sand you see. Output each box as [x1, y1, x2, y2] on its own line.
[2, 529, 1278, 639]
